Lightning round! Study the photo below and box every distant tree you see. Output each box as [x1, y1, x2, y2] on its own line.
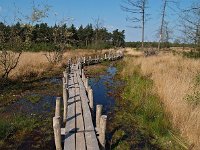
[93, 17, 104, 46]
[44, 20, 72, 64]
[161, 21, 173, 48]
[121, 0, 149, 50]
[84, 24, 94, 47]
[112, 29, 125, 47]
[158, 0, 178, 50]
[68, 24, 79, 47]
[77, 25, 86, 47]
[158, 0, 167, 50]
[180, 2, 200, 50]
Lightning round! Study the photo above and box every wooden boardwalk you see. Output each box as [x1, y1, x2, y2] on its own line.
[53, 52, 123, 150]
[64, 64, 99, 150]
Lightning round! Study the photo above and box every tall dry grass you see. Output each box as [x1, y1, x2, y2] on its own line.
[123, 48, 200, 149]
[0, 49, 98, 79]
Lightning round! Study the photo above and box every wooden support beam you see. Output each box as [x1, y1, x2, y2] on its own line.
[55, 97, 61, 117]
[88, 87, 94, 110]
[81, 69, 85, 80]
[83, 57, 86, 64]
[99, 115, 107, 150]
[63, 83, 68, 123]
[96, 105, 103, 130]
[53, 116, 62, 150]
[84, 77, 89, 91]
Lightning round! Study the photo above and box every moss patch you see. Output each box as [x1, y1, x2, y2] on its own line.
[85, 64, 108, 77]
[26, 94, 42, 104]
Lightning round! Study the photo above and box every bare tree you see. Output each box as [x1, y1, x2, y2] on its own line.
[180, 2, 200, 50]
[44, 19, 72, 64]
[0, 51, 22, 79]
[121, 0, 149, 50]
[26, 0, 50, 25]
[0, 21, 22, 79]
[158, 0, 167, 50]
[93, 17, 104, 46]
[158, 0, 178, 50]
[0, 0, 50, 79]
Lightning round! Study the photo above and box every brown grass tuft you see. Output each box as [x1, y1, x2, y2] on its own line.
[123, 48, 200, 149]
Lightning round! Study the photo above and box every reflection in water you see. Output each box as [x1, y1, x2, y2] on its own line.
[89, 66, 117, 114]
[2, 66, 118, 116]
[2, 95, 57, 115]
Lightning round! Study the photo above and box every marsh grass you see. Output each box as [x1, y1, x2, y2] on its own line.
[123, 48, 200, 149]
[0, 115, 37, 141]
[85, 63, 108, 77]
[25, 94, 42, 104]
[0, 114, 54, 149]
[110, 67, 186, 149]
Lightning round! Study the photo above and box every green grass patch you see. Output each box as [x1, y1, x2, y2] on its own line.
[85, 63, 108, 77]
[185, 74, 200, 106]
[183, 50, 200, 59]
[186, 91, 200, 106]
[26, 94, 42, 104]
[0, 113, 54, 149]
[0, 115, 37, 141]
[110, 68, 187, 149]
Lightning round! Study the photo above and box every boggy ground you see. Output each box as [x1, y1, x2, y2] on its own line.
[0, 49, 103, 149]
[1, 48, 199, 149]
[0, 70, 62, 149]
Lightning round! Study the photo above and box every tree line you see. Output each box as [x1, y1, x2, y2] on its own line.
[0, 22, 125, 52]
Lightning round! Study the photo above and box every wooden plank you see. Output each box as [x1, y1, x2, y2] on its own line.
[77, 73, 100, 150]
[64, 65, 76, 150]
[74, 68, 86, 150]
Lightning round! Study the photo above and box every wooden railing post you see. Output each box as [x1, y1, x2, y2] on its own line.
[55, 97, 61, 117]
[67, 59, 71, 73]
[79, 63, 82, 76]
[88, 87, 94, 110]
[53, 116, 62, 150]
[83, 57, 86, 64]
[99, 115, 107, 150]
[63, 71, 68, 85]
[63, 80, 68, 123]
[96, 105, 103, 129]
[82, 69, 85, 80]
[84, 77, 89, 91]
[104, 54, 107, 60]
[89, 56, 91, 65]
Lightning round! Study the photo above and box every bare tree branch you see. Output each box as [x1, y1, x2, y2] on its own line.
[121, 0, 149, 50]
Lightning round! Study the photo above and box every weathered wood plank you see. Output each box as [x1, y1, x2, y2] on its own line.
[77, 73, 100, 150]
[64, 65, 76, 150]
[74, 68, 86, 150]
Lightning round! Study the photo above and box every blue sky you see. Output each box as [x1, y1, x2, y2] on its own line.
[0, 0, 193, 41]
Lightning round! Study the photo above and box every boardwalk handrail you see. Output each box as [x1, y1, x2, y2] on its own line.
[53, 51, 123, 150]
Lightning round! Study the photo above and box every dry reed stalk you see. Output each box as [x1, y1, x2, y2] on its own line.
[123, 48, 200, 149]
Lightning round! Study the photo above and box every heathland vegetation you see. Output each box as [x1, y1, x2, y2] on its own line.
[116, 48, 200, 149]
[0, 0, 200, 149]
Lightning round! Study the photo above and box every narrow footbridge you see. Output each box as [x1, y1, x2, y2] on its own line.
[53, 52, 123, 150]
